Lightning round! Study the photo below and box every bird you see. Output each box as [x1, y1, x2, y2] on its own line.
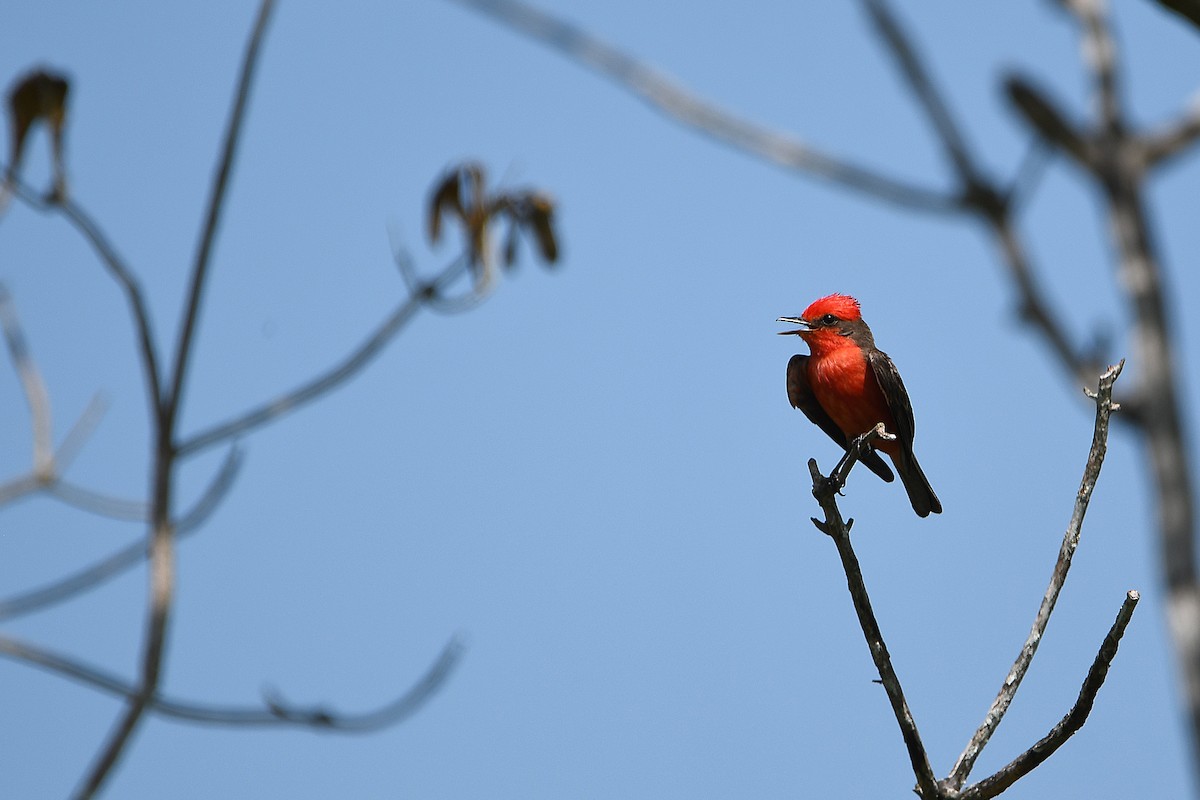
[778, 293, 941, 517]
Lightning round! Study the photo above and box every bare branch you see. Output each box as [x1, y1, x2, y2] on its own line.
[178, 292, 421, 458]
[74, 5, 276, 798]
[178, 248, 475, 459]
[0, 534, 152, 620]
[1148, 0, 1200, 32]
[806, 425, 940, 800]
[1061, 0, 1123, 138]
[45, 482, 148, 521]
[51, 392, 107, 473]
[163, 2, 273, 425]
[0, 298, 144, 516]
[0, 440, 233, 620]
[1141, 99, 1200, 169]
[1004, 75, 1093, 166]
[861, 0, 980, 184]
[174, 446, 243, 533]
[987, 222, 1102, 393]
[1, 175, 168, 419]
[445, 0, 957, 213]
[960, 590, 1140, 800]
[0, 285, 53, 477]
[0, 633, 464, 731]
[947, 361, 1124, 789]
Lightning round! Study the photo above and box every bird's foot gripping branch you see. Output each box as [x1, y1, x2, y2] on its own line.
[808, 422, 894, 526]
[802, 361, 1141, 800]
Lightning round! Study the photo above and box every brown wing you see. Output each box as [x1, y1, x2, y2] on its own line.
[787, 354, 895, 482]
[867, 348, 942, 516]
[865, 349, 916, 449]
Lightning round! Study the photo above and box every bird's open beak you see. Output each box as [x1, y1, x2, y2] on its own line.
[776, 316, 812, 335]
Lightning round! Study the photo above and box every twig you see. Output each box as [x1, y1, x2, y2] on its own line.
[45, 482, 148, 521]
[50, 392, 108, 473]
[174, 446, 244, 533]
[0, 441, 233, 620]
[0, 535, 152, 620]
[0, 174, 169, 420]
[861, 0, 980, 185]
[1062, 0, 1122, 139]
[177, 293, 423, 458]
[177, 251, 470, 459]
[444, 0, 957, 213]
[0, 285, 53, 477]
[946, 361, 1124, 789]
[74, 4, 276, 798]
[0, 633, 464, 731]
[860, 1, 1102, 393]
[0, 296, 141, 515]
[959, 591, 1140, 800]
[1141, 100, 1200, 168]
[1148, 0, 1200, 32]
[807, 424, 940, 800]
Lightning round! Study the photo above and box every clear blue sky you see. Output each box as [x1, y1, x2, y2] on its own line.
[2, 1, 1198, 797]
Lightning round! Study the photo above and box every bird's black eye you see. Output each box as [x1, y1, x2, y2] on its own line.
[820, 313, 837, 326]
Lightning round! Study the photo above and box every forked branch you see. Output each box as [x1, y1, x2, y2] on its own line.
[806, 364, 1135, 799]
[0, 633, 464, 732]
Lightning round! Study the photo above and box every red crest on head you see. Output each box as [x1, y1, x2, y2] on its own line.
[802, 293, 862, 322]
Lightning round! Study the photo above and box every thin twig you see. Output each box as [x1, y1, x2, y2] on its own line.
[1141, 101, 1200, 168]
[959, 591, 1140, 800]
[177, 253, 469, 459]
[0, 535, 151, 620]
[163, 1, 273, 424]
[444, 0, 957, 213]
[0, 285, 53, 477]
[861, 0, 980, 184]
[0, 633, 464, 731]
[946, 361, 1124, 789]
[51, 393, 108, 473]
[1063, 0, 1122, 138]
[0, 176, 169, 421]
[807, 425, 940, 800]
[46, 482, 148, 521]
[174, 446, 244, 533]
[74, 4, 276, 798]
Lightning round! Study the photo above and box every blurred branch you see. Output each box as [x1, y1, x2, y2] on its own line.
[1057, 0, 1122, 136]
[860, 1, 1105, 394]
[4, 174, 166, 419]
[445, 0, 958, 213]
[947, 361, 1124, 789]
[1049, 0, 1200, 770]
[1004, 76, 1092, 165]
[0, 633, 464, 731]
[0, 285, 53, 476]
[1149, 0, 1200, 31]
[807, 424, 940, 800]
[0, 291, 147, 517]
[173, 446, 244, 533]
[0, 534, 152, 620]
[0, 444, 237, 620]
[1141, 101, 1200, 167]
[178, 268, 434, 459]
[74, 3, 276, 798]
[960, 591, 1140, 799]
[180, 157, 560, 459]
[861, 0, 979, 184]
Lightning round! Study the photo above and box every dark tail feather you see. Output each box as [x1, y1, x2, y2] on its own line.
[895, 449, 942, 518]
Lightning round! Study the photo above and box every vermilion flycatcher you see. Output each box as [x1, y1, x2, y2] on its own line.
[778, 293, 942, 517]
